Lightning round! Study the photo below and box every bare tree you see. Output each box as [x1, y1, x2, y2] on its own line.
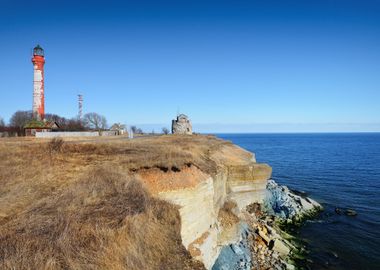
[131, 126, 137, 134]
[129, 126, 144, 134]
[83, 112, 107, 130]
[162, 127, 169, 135]
[9, 110, 33, 129]
[0, 117, 5, 127]
[65, 118, 86, 131]
[44, 113, 68, 128]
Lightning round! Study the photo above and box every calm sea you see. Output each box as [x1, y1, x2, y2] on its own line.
[216, 133, 380, 270]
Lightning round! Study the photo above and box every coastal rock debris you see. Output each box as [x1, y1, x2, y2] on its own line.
[335, 207, 357, 216]
[213, 180, 322, 270]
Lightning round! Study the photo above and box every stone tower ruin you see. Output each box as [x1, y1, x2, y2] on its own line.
[172, 114, 192, 135]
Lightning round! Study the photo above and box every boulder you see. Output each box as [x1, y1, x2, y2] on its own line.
[272, 239, 290, 257]
[345, 209, 357, 216]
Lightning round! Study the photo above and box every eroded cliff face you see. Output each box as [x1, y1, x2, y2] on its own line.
[0, 135, 322, 270]
[137, 143, 272, 269]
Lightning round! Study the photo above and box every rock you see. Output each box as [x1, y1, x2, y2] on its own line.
[275, 264, 283, 270]
[213, 178, 322, 270]
[212, 226, 252, 270]
[345, 209, 357, 216]
[232, 244, 245, 255]
[261, 225, 268, 234]
[285, 263, 295, 270]
[257, 226, 270, 244]
[330, 251, 338, 258]
[265, 180, 322, 221]
[272, 239, 290, 257]
[335, 208, 342, 215]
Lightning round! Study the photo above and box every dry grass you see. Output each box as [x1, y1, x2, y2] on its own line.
[218, 200, 239, 228]
[0, 166, 204, 270]
[0, 134, 231, 269]
[46, 137, 64, 153]
[59, 134, 230, 174]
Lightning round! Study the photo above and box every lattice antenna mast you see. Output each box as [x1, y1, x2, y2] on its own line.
[78, 94, 83, 120]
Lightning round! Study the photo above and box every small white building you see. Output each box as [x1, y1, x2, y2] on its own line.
[110, 123, 127, 135]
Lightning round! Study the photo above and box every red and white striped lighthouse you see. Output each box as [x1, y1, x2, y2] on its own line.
[32, 45, 45, 120]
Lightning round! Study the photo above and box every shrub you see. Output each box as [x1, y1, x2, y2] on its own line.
[47, 138, 64, 153]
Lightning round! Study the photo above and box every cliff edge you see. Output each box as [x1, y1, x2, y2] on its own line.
[137, 138, 272, 268]
[0, 135, 320, 270]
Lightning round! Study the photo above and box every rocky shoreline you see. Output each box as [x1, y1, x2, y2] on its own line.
[212, 180, 323, 270]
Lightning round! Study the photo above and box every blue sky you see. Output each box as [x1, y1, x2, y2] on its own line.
[0, 0, 379, 132]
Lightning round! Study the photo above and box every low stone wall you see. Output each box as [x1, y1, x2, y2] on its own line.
[36, 132, 99, 138]
[101, 131, 119, 136]
[35, 131, 118, 138]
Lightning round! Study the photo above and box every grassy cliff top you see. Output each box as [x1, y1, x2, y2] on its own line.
[0, 134, 253, 174]
[0, 134, 257, 270]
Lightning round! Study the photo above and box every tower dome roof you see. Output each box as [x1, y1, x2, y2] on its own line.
[33, 44, 44, 56]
